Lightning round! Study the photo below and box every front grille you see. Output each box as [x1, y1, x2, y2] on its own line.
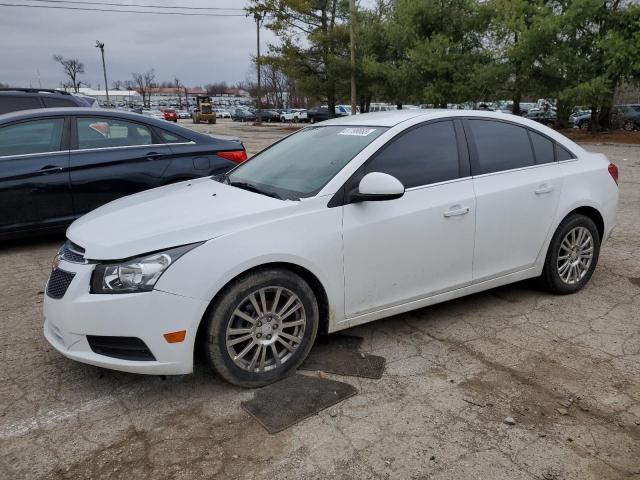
[46, 269, 75, 299]
[60, 241, 86, 264]
[86, 336, 156, 361]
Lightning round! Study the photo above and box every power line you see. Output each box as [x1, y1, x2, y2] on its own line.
[0, 2, 247, 15]
[21, 0, 244, 10]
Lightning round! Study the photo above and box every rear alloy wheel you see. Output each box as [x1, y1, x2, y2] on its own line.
[203, 268, 319, 387]
[623, 120, 635, 132]
[541, 214, 600, 294]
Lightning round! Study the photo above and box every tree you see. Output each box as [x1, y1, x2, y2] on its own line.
[132, 69, 155, 107]
[551, 0, 640, 130]
[249, 0, 351, 117]
[53, 55, 85, 93]
[205, 82, 229, 96]
[357, 0, 491, 108]
[483, 0, 560, 114]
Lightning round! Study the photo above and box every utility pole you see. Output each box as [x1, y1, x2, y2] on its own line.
[95, 41, 109, 107]
[254, 12, 263, 125]
[349, 0, 357, 115]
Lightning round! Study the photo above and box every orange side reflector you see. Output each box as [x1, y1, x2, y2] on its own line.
[164, 330, 186, 343]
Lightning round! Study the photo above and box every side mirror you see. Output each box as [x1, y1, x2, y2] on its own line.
[352, 172, 405, 202]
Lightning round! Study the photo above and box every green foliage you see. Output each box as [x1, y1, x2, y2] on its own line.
[251, 0, 640, 125]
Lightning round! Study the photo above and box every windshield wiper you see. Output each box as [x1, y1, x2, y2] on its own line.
[228, 181, 284, 200]
[213, 172, 230, 184]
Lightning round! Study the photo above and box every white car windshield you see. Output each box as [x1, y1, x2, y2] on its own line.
[225, 125, 387, 200]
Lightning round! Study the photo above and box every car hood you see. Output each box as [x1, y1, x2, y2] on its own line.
[67, 177, 294, 260]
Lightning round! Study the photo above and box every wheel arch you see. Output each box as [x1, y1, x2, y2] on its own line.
[566, 205, 604, 240]
[193, 261, 331, 359]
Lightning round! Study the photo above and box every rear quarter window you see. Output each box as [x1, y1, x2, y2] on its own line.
[42, 97, 79, 108]
[529, 131, 555, 164]
[0, 96, 43, 115]
[158, 130, 188, 143]
[556, 144, 575, 161]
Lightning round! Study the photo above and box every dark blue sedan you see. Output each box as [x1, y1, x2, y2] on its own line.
[0, 108, 247, 238]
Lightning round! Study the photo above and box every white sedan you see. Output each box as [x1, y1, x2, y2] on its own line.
[43, 110, 618, 387]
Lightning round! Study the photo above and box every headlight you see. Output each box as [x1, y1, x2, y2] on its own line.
[91, 243, 202, 294]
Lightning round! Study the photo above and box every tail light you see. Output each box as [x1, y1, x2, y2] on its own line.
[217, 150, 247, 164]
[608, 163, 619, 185]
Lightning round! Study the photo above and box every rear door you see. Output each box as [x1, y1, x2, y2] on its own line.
[465, 119, 563, 281]
[69, 115, 173, 215]
[156, 129, 242, 179]
[0, 116, 73, 233]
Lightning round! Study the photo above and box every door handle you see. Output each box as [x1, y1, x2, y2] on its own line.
[146, 152, 162, 160]
[534, 184, 554, 195]
[39, 165, 63, 174]
[443, 206, 470, 217]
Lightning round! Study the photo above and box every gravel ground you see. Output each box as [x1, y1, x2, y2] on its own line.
[0, 121, 639, 480]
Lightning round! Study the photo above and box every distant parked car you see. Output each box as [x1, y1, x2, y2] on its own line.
[570, 112, 592, 130]
[256, 109, 280, 122]
[177, 110, 191, 119]
[569, 110, 591, 123]
[0, 88, 93, 115]
[307, 106, 327, 123]
[232, 108, 256, 122]
[525, 110, 557, 127]
[215, 109, 232, 119]
[0, 108, 247, 238]
[279, 109, 297, 122]
[335, 105, 353, 116]
[161, 108, 178, 122]
[519, 102, 537, 116]
[307, 105, 351, 123]
[142, 109, 165, 120]
[612, 104, 640, 131]
[293, 109, 308, 122]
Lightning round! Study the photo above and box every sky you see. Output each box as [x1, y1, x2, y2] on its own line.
[0, 0, 277, 89]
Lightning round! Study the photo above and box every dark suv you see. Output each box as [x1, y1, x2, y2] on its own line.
[0, 88, 94, 115]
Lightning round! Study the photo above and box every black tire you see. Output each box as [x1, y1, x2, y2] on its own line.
[541, 214, 600, 294]
[623, 120, 635, 132]
[203, 268, 319, 387]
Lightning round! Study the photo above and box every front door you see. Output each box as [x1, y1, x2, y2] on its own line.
[0, 117, 73, 233]
[342, 120, 475, 317]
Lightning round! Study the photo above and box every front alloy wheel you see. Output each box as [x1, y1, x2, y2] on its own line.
[203, 268, 319, 387]
[225, 286, 306, 373]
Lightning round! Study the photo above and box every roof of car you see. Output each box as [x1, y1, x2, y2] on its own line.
[319, 108, 586, 154]
[319, 109, 543, 127]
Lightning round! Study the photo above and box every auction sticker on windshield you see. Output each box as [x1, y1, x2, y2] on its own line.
[338, 127, 377, 137]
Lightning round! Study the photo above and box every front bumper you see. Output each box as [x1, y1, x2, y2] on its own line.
[43, 259, 209, 375]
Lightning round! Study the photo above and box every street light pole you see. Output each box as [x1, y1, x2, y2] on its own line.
[349, 0, 357, 115]
[254, 12, 263, 125]
[95, 41, 109, 107]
